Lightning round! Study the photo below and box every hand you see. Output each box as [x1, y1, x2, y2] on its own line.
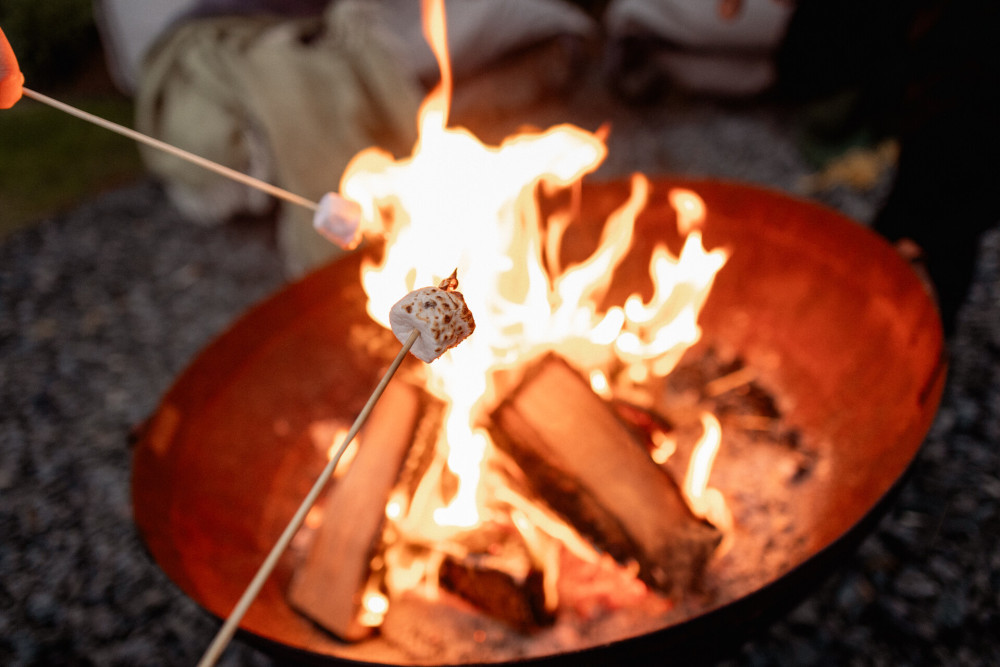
[1, 27, 25, 109]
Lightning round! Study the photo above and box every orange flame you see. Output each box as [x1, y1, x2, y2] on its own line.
[683, 412, 734, 546]
[421, 0, 451, 121]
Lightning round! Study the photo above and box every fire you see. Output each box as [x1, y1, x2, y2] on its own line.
[681, 412, 734, 556]
[683, 413, 732, 530]
[335, 0, 731, 618]
[358, 589, 389, 628]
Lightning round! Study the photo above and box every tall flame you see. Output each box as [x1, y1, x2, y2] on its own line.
[421, 0, 452, 120]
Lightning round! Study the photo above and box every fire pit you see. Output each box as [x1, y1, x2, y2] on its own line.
[132, 176, 944, 665]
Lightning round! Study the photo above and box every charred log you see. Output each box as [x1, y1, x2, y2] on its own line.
[488, 354, 721, 595]
[438, 525, 554, 633]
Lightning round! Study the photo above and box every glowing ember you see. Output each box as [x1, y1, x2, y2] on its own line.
[358, 589, 389, 628]
[328, 0, 732, 624]
[650, 430, 678, 465]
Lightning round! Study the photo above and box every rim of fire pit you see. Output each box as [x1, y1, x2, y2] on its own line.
[131, 177, 945, 665]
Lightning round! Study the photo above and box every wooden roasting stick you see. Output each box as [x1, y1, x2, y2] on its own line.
[6, 40, 358, 242]
[19, 88, 365, 249]
[196, 328, 418, 667]
[198, 273, 475, 667]
[21, 88, 317, 212]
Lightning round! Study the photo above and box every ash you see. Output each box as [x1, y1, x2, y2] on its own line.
[654, 348, 824, 608]
[2, 99, 999, 666]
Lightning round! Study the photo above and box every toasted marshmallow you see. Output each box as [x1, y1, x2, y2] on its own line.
[389, 274, 475, 363]
[312, 192, 363, 249]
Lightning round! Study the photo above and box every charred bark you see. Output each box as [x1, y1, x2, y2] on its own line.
[489, 354, 721, 595]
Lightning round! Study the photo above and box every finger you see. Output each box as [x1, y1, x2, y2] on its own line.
[1, 27, 25, 109]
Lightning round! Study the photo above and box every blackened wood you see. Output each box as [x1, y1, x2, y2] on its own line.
[439, 555, 553, 633]
[489, 354, 721, 595]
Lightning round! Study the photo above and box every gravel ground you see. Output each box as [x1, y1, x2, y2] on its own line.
[1, 92, 997, 666]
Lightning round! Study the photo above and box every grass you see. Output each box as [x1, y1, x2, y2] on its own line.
[0, 93, 145, 238]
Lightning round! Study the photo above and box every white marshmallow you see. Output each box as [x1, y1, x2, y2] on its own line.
[389, 279, 475, 363]
[312, 192, 363, 249]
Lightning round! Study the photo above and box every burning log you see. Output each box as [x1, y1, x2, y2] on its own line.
[438, 525, 554, 633]
[489, 354, 721, 595]
[288, 378, 422, 641]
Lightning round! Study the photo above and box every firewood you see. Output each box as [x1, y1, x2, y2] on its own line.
[488, 354, 721, 595]
[287, 377, 421, 641]
[438, 524, 554, 632]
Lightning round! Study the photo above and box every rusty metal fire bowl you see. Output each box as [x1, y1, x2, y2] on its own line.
[132, 178, 945, 665]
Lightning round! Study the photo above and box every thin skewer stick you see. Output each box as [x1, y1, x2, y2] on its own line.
[196, 328, 420, 667]
[21, 87, 318, 213]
